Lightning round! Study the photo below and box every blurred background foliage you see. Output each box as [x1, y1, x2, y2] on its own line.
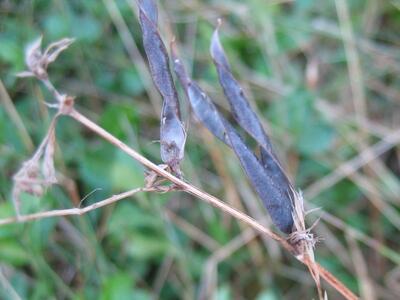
[1, 0, 400, 299]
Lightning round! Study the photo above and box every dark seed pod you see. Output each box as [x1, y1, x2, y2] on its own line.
[171, 44, 229, 146]
[138, 0, 186, 174]
[222, 119, 294, 234]
[210, 21, 275, 156]
[210, 22, 295, 233]
[210, 23, 296, 207]
[173, 31, 295, 233]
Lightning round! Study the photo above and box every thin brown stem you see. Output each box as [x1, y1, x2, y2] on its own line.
[0, 187, 145, 226]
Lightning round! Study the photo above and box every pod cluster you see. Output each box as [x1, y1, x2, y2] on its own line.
[138, 0, 295, 234]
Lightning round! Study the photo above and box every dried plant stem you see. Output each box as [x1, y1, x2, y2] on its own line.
[67, 109, 357, 300]
[1, 187, 145, 226]
[317, 261, 358, 300]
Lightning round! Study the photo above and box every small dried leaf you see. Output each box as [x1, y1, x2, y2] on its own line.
[24, 36, 46, 78]
[138, 0, 186, 174]
[12, 158, 42, 215]
[25, 36, 43, 65]
[12, 121, 59, 215]
[43, 38, 75, 66]
[21, 36, 74, 79]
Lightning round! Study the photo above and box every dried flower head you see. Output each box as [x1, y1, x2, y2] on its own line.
[17, 36, 74, 79]
[12, 120, 58, 216]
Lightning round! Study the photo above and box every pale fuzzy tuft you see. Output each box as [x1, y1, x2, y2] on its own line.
[17, 36, 74, 79]
[288, 189, 319, 253]
[288, 188, 324, 299]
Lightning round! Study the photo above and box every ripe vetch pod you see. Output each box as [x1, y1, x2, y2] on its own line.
[210, 23, 295, 234]
[138, 0, 186, 175]
[173, 27, 295, 234]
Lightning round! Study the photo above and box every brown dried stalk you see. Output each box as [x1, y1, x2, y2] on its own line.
[1, 188, 146, 225]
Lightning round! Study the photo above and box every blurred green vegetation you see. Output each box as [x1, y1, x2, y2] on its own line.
[1, 0, 400, 299]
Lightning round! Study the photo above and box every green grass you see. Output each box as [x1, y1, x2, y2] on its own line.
[1, 0, 400, 299]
